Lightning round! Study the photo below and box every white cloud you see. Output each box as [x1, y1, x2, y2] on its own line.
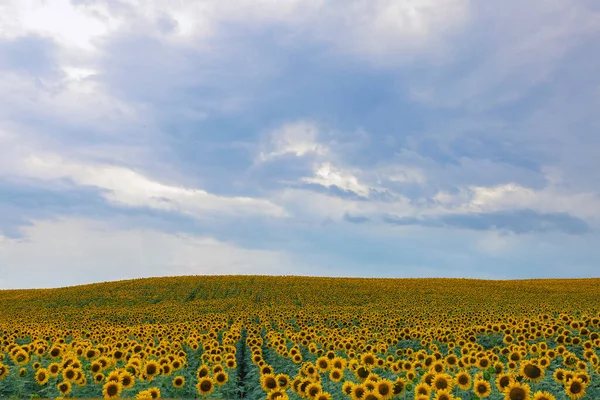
[1, 0, 469, 64]
[0, 0, 120, 51]
[433, 183, 600, 219]
[17, 153, 286, 219]
[301, 162, 372, 197]
[0, 70, 142, 136]
[310, 0, 469, 64]
[258, 121, 329, 162]
[407, 1, 600, 109]
[0, 218, 294, 289]
[374, 164, 426, 184]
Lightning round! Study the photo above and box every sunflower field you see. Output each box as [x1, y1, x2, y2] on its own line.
[1, 276, 599, 400]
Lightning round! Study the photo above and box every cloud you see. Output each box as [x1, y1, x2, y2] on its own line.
[301, 163, 372, 197]
[433, 183, 600, 219]
[0, 0, 120, 51]
[382, 209, 590, 235]
[1, 0, 599, 287]
[17, 153, 286, 219]
[343, 213, 370, 224]
[0, 217, 295, 289]
[257, 120, 329, 162]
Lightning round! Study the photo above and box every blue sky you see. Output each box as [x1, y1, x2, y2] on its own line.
[1, 0, 600, 289]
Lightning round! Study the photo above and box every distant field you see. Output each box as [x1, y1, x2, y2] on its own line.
[1, 276, 599, 399]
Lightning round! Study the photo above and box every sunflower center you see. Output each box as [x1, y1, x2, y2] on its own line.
[524, 364, 541, 378]
[509, 387, 526, 400]
[436, 380, 448, 389]
[108, 384, 118, 396]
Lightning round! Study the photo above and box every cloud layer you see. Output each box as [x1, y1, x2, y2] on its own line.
[1, 0, 600, 288]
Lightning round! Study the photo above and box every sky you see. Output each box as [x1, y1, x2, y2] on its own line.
[1, 0, 600, 289]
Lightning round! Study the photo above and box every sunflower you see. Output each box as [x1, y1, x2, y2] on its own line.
[432, 373, 454, 391]
[422, 371, 436, 386]
[315, 393, 333, 400]
[351, 384, 367, 400]
[19, 367, 27, 377]
[172, 376, 185, 388]
[563, 371, 575, 384]
[214, 371, 228, 385]
[520, 361, 544, 383]
[94, 373, 105, 384]
[103, 380, 123, 399]
[32, 362, 41, 370]
[342, 381, 354, 396]
[14, 350, 29, 365]
[268, 388, 289, 400]
[298, 379, 312, 397]
[455, 371, 472, 390]
[503, 381, 531, 400]
[495, 373, 515, 392]
[105, 370, 121, 383]
[355, 366, 370, 381]
[276, 373, 290, 389]
[476, 357, 490, 370]
[144, 361, 160, 377]
[414, 382, 431, 398]
[196, 377, 215, 396]
[564, 377, 586, 400]
[49, 346, 62, 358]
[62, 366, 77, 382]
[324, 368, 341, 382]
[0, 364, 9, 380]
[431, 360, 445, 374]
[574, 372, 590, 386]
[197, 365, 210, 379]
[473, 379, 492, 398]
[160, 363, 172, 376]
[120, 371, 135, 389]
[552, 368, 566, 383]
[361, 352, 377, 366]
[48, 363, 60, 377]
[136, 390, 153, 400]
[374, 379, 393, 400]
[434, 389, 456, 400]
[364, 380, 376, 392]
[57, 381, 72, 396]
[148, 387, 161, 399]
[35, 368, 49, 385]
[532, 391, 556, 400]
[91, 361, 103, 374]
[260, 373, 279, 392]
[306, 382, 323, 398]
[261, 365, 274, 375]
[316, 356, 331, 372]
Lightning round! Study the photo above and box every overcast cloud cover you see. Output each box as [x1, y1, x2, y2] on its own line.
[1, 0, 600, 288]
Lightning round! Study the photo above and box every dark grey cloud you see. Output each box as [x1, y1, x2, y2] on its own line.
[382, 209, 591, 235]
